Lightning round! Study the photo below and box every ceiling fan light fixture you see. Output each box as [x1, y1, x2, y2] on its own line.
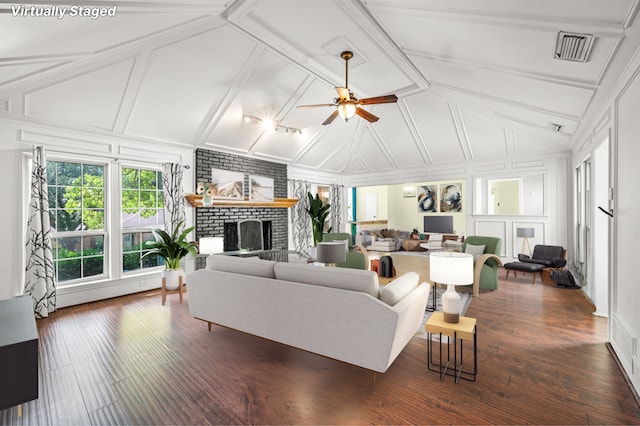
[338, 101, 357, 121]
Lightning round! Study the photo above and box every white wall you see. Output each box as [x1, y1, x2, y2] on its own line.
[0, 119, 194, 307]
[571, 47, 640, 393]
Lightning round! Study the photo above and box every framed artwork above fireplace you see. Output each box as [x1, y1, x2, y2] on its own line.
[211, 168, 244, 199]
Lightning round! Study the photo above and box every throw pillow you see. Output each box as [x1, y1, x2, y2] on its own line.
[464, 244, 485, 262]
[380, 272, 419, 306]
[381, 229, 392, 238]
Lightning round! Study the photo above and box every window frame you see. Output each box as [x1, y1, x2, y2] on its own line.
[118, 162, 166, 276]
[46, 156, 110, 287]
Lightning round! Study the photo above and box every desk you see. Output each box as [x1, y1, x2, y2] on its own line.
[0, 297, 39, 416]
[425, 312, 477, 383]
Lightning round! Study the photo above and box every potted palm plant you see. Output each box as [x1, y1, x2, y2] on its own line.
[306, 192, 331, 249]
[143, 220, 198, 290]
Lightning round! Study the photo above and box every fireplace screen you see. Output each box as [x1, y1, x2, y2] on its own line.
[238, 219, 263, 251]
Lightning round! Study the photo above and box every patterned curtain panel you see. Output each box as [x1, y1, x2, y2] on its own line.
[162, 163, 186, 235]
[329, 184, 344, 233]
[289, 179, 311, 255]
[24, 146, 56, 318]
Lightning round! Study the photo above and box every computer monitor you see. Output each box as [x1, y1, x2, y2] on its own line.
[423, 215, 454, 234]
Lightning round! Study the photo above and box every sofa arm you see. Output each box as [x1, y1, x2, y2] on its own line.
[552, 258, 567, 268]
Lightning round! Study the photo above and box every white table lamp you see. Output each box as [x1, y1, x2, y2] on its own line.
[316, 242, 347, 267]
[199, 237, 224, 254]
[430, 252, 473, 323]
[516, 227, 535, 256]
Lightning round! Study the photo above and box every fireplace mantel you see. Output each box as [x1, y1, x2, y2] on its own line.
[185, 194, 298, 208]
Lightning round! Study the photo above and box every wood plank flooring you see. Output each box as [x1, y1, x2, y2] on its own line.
[2, 272, 639, 425]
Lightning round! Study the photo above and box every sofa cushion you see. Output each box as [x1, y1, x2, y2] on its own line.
[274, 262, 379, 297]
[206, 255, 276, 278]
[380, 272, 419, 306]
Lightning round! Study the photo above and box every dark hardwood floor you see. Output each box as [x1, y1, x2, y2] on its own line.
[2, 272, 639, 425]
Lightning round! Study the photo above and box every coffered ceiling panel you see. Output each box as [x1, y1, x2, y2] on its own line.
[25, 59, 134, 130]
[0, 13, 197, 58]
[125, 26, 256, 143]
[354, 129, 397, 171]
[513, 128, 568, 156]
[410, 55, 594, 118]
[369, 106, 427, 167]
[293, 121, 358, 169]
[459, 108, 508, 161]
[403, 92, 464, 165]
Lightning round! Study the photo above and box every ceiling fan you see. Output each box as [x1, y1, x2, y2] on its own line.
[297, 51, 398, 125]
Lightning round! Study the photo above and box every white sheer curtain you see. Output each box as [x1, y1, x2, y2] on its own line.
[24, 146, 56, 318]
[329, 184, 344, 232]
[162, 163, 186, 234]
[289, 179, 311, 254]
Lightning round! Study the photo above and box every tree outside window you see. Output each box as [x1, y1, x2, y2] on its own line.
[47, 161, 106, 283]
[121, 167, 164, 272]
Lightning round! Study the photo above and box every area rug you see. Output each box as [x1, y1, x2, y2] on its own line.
[414, 286, 472, 340]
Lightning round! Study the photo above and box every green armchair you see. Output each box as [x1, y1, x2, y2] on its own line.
[321, 233, 369, 270]
[462, 236, 503, 295]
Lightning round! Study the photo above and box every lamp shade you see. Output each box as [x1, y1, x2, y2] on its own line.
[430, 252, 473, 285]
[199, 237, 224, 254]
[337, 101, 357, 120]
[316, 242, 347, 264]
[516, 227, 535, 238]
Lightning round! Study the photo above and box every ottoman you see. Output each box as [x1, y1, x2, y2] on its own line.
[370, 239, 396, 252]
[503, 262, 544, 284]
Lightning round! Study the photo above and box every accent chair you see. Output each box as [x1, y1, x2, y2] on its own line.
[462, 236, 503, 295]
[322, 233, 369, 270]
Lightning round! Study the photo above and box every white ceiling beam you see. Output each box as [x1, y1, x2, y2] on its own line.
[404, 49, 600, 90]
[337, 0, 430, 90]
[449, 102, 473, 161]
[366, 3, 628, 34]
[430, 82, 583, 122]
[396, 98, 432, 165]
[112, 52, 152, 134]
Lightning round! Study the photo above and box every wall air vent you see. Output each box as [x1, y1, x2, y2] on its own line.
[554, 31, 594, 62]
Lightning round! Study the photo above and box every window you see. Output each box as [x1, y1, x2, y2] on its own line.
[121, 167, 164, 272]
[47, 161, 106, 283]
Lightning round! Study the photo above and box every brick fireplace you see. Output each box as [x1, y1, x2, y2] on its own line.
[194, 149, 288, 250]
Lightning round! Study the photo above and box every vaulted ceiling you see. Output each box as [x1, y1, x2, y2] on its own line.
[1, 0, 639, 175]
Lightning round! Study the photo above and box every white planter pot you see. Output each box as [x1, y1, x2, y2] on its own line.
[162, 268, 184, 291]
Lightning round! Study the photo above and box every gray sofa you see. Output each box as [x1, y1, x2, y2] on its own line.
[187, 255, 430, 375]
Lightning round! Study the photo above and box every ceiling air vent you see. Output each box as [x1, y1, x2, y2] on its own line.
[554, 31, 594, 62]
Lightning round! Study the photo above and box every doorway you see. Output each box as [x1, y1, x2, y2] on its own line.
[576, 136, 610, 318]
[591, 137, 610, 317]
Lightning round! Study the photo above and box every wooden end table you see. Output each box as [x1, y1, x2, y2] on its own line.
[425, 312, 477, 383]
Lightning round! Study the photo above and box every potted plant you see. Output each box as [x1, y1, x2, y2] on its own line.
[306, 192, 331, 249]
[143, 220, 198, 290]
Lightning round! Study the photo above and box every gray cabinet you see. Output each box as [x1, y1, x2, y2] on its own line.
[0, 297, 39, 412]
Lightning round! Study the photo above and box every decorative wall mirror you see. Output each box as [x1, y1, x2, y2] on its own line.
[473, 173, 545, 216]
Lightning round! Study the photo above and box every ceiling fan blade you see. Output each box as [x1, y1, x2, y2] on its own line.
[335, 87, 350, 100]
[358, 94, 398, 105]
[355, 108, 379, 123]
[322, 110, 340, 125]
[297, 103, 335, 109]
